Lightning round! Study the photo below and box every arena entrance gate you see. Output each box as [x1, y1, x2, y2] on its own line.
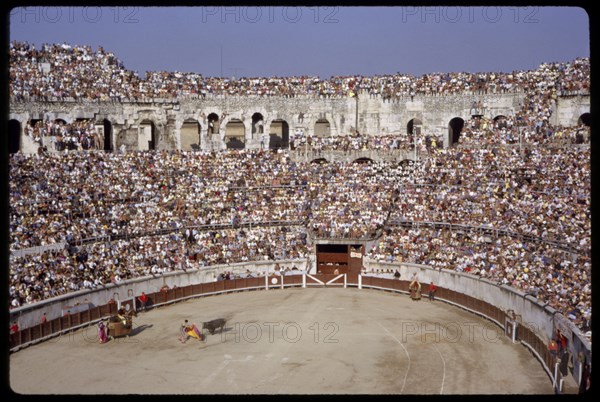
[316, 244, 363, 280]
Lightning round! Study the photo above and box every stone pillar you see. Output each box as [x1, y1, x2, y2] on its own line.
[173, 126, 182, 150]
[200, 126, 210, 151]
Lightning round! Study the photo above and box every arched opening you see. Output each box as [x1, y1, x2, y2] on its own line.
[398, 159, 416, 168]
[8, 119, 21, 154]
[139, 120, 157, 150]
[181, 119, 202, 150]
[269, 120, 289, 149]
[578, 113, 591, 127]
[406, 118, 422, 136]
[314, 119, 330, 137]
[448, 117, 465, 146]
[493, 115, 508, 130]
[252, 113, 264, 137]
[73, 118, 94, 150]
[53, 119, 68, 150]
[207, 113, 220, 134]
[103, 119, 113, 151]
[27, 119, 43, 136]
[311, 158, 328, 164]
[26, 119, 44, 147]
[225, 119, 245, 149]
[407, 118, 422, 149]
[353, 158, 373, 164]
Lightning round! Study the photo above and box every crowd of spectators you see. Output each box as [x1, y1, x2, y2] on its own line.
[24, 119, 102, 150]
[298, 133, 435, 154]
[8, 41, 590, 333]
[10, 41, 141, 101]
[459, 116, 590, 147]
[366, 227, 591, 335]
[10, 41, 589, 101]
[390, 146, 590, 254]
[305, 161, 396, 238]
[9, 150, 312, 250]
[9, 226, 309, 307]
[9, 143, 590, 331]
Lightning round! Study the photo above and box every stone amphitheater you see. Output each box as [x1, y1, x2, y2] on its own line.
[8, 46, 591, 394]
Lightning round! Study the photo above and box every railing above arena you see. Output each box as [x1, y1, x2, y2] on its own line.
[12, 88, 591, 105]
[10, 185, 308, 215]
[387, 219, 589, 257]
[9, 219, 307, 255]
[9, 87, 551, 104]
[10, 214, 586, 259]
[401, 182, 589, 199]
[75, 220, 306, 247]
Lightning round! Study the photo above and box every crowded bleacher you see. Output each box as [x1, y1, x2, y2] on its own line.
[8, 41, 590, 335]
[9, 41, 589, 101]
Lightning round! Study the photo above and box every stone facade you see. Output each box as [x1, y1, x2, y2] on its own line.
[13, 91, 589, 154]
[552, 95, 591, 127]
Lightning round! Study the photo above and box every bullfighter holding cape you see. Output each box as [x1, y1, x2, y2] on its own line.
[180, 319, 204, 343]
[409, 273, 422, 301]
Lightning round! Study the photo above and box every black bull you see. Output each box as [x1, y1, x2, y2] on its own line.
[202, 318, 226, 335]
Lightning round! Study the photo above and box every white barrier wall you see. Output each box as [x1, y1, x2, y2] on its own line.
[364, 260, 557, 341]
[11, 257, 590, 391]
[11, 257, 589, 358]
[9, 259, 308, 329]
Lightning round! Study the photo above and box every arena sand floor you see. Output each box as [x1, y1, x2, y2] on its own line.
[10, 287, 554, 394]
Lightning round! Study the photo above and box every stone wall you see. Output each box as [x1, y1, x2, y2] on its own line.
[553, 95, 591, 127]
[9, 92, 531, 153]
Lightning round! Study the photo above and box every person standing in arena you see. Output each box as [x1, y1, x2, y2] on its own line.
[138, 292, 148, 311]
[98, 321, 108, 344]
[428, 282, 437, 301]
[409, 274, 421, 301]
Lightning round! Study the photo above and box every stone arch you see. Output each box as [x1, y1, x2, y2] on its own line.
[207, 113, 220, 134]
[139, 120, 157, 150]
[26, 118, 44, 147]
[578, 113, 591, 127]
[54, 118, 68, 130]
[102, 119, 113, 151]
[398, 159, 416, 168]
[269, 119, 289, 149]
[8, 119, 21, 154]
[73, 118, 94, 150]
[353, 157, 373, 164]
[181, 119, 202, 150]
[225, 119, 246, 149]
[448, 117, 465, 146]
[406, 118, 423, 136]
[29, 118, 43, 128]
[252, 113, 264, 137]
[493, 115, 508, 130]
[314, 119, 330, 137]
[59, 118, 81, 151]
[407, 118, 422, 148]
[311, 158, 328, 164]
